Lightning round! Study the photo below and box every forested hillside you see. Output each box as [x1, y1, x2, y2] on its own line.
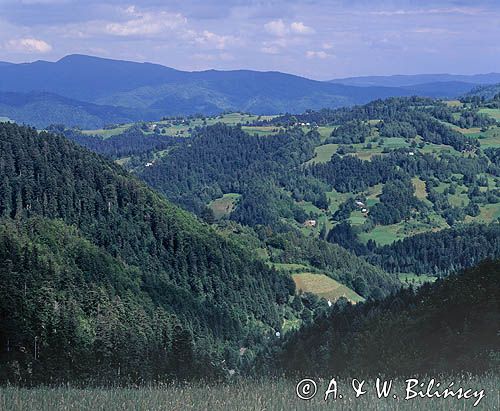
[273, 259, 500, 376]
[0, 122, 297, 383]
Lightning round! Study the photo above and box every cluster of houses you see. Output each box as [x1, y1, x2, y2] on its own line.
[303, 198, 370, 229]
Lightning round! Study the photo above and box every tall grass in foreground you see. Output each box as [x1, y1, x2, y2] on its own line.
[0, 374, 498, 411]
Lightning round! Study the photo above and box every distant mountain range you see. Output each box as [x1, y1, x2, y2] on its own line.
[0, 54, 498, 128]
[329, 73, 500, 87]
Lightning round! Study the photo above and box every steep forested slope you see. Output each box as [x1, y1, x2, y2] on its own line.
[0, 122, 295, 383]
[275, 259, 500, 376]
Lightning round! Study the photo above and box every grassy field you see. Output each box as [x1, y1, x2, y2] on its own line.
[466, 203, 500, 224]
[445, 100, 463, 108]
[358, 215, 447, 246]
[305, 143, 338, 165]
[304, 138, 450, 165]
[81, 124, 132, 138]
[479, 108, 500, 120]
[358, 224, 407, 245]
[411, 177, 427, 200]
[1, 374, 497, 410]
[316, 125, 336, 142]
[208, 193, 241, 220]
[292, 272, 364, 304]
[472, 126, 500, 149]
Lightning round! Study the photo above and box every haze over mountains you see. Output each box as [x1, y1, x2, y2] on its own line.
[0, 54, 498, 128]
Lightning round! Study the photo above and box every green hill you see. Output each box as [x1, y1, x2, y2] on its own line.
[0, 122, 295, 383]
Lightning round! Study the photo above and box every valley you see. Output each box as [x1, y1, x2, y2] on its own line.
[1, 0, 499, 407]
[30, 94, 498, 316]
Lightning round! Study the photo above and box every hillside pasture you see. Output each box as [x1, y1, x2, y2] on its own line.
[292, 272, 364, 304]
[479, 108, 500, 120]
[81, 124, 132, 138]
[305, 143, 338, 165]
[209, 193, 241, 220]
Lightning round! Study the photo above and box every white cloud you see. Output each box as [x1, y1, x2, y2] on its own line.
[290, 22, 313, 35]
[193, 30, 237, 50]
[412, 27, 457, 35]
[193, 52, 234, 61]
[52, 6, 237, 52]
[261, 45, 280, 54]
[370, 7, 483, 17]
[265, 19, 313, 37]
[264, 19, 288, 36]
[105, 9, 186, 36]
[306, 50, 329, 59]
[5, 37, 52, 53]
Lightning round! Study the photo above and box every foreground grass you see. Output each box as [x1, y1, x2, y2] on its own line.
[1, 375, 498, 411]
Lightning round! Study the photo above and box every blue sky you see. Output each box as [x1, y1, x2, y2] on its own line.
[0, 0, 499, 79]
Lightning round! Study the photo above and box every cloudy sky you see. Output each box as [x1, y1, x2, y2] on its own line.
[0, 0, 499, 79]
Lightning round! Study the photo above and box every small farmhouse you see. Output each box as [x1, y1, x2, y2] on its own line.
[304, 219, 317, 228]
